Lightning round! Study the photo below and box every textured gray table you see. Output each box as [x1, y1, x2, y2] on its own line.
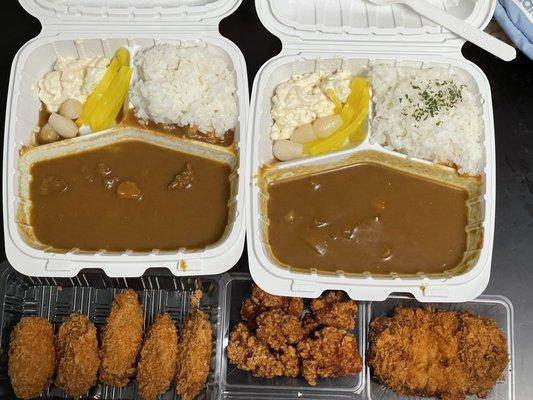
[1, 0, 532, 398]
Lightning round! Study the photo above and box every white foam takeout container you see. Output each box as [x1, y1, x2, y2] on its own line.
[247, 0, 501, 302]
[3, 0, 248, 277]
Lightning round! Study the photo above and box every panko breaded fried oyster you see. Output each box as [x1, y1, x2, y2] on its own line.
[367, 307, 508, 400]
[8, 316, 56, 400]
[56, 314, 100, 398]
[176, 310, 213, 400]
[137, 313, 179, 400]
[297, 326, 362, 386]
[100, 289, 144, 387]
[310, 291, 357, 331]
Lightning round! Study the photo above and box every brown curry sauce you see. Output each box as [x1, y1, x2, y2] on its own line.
[29, 139, 231, 251]
[267, 163, 469, 275]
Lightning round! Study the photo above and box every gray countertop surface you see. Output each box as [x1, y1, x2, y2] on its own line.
[1, 0, 532, 399]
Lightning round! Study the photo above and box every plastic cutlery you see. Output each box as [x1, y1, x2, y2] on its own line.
[367, 0, 517, 61]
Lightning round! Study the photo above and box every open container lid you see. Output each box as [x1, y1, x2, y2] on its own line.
[18, 0, 242, 24]
[255, 0, 496, 46]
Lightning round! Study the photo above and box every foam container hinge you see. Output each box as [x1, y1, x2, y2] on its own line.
[246, 0, 497, 302]
[3, 1, 249, 277]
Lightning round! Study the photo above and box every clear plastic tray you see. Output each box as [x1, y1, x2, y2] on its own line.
[219, 273, 366, 399]
[366, 295, 515, 400]
[0, 265, 225, 399]
[4, 0, 249, 277]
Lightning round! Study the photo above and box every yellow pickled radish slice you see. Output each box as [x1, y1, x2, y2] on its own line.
[350, 124, 368, 143]
[326, 89, 342, 114]
[77, 58, 120, 125]
[303, 77, 369, 155]
[90, 66, 132, 131]
[99, 79, 131, 130]
[307, 94, 369, 155]
[116, 47, 130, 67]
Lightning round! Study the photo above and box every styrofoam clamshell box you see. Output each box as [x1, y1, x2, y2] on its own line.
[247, 0, 499, 302]
[3, 0, 249, 277]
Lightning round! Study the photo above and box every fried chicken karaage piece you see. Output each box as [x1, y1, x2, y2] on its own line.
[240, 284, 304, 327]
[302, 315, 321, 337]
[227, 322, 299, 378]
[310, 291, 357, 331]
[256, 309, 305, 351]
[278, 344, 301, 378]
[8, 316, 56, 399]
[100, 289, 144, 387]
[367, 307, 508, 400]
[176, 310, 212, 400]
[137, 314, 179, 400]
[55, 314, 100, 398]
[297, 327, 362, 386]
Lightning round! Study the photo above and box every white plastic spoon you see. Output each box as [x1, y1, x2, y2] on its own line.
[367, 0, 517, 61]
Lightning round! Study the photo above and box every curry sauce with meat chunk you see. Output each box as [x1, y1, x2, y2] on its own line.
[266, 162, 470, 275]
[29, 140, 231, 251]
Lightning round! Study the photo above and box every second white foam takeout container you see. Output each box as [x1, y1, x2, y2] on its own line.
[3, 0, 249, 277]
[247, 0, 499, 302]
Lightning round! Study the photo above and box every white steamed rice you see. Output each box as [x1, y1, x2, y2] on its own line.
[369, 66, 483, 175]
[130, 44, 238, 136]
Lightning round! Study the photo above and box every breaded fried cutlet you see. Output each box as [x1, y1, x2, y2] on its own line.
[100, 289, 144, 387]
[8, 316, 56, 399]
[367, 307, 508, 400]
[137, 313, 179, 400]
[310, 291, 357, 331]
[55, 314, 100, 398]
[176, 310, 213, 400]
[297, 326, 362, 386]
[227, 322, 301, 378]
[240, 284, 304, 327]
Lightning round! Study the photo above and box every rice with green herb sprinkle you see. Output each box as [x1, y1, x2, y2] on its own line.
[369, 66, 483, 175]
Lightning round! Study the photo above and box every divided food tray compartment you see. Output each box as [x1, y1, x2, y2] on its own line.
[219, 274, 366, 399]
[16, 128, 239, 256]
[366, 295, 515, 400]
[4, 0, 249, 277]
[247, 0, 497, 302]
[0, 264, 225, 400]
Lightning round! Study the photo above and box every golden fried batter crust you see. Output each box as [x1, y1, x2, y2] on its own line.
[367, 307, 508, 400]
[175, 310, 212, 400]
[137, 314, 179, 400]
[297, 326, 362, 386]
[256, 309, 305, 351]
[310, 291, 357, 331]
[240, 285, 304, 327]
[227, 323, 300, 378]
[302, 315, 321, 337]
[55, 314, 100, 398]
[279, 344, 301, 378]
[99, 289, 144, 387]
[8, 316, 56, 400]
